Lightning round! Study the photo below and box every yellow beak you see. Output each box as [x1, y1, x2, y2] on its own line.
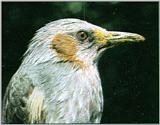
[106, 31, 145, 44]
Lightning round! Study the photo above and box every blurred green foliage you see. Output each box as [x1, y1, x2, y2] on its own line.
[2, 2, 159, 123]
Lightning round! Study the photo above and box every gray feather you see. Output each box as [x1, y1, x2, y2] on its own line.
[3, 19, 104, 123]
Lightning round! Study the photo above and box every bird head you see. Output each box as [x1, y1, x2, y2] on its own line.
[24, 18, 145, 68]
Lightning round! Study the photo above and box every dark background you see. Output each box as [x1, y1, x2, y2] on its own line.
[2, 2, 159, 123]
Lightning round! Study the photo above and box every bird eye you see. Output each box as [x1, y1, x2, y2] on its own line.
[76, 31, 88, 41]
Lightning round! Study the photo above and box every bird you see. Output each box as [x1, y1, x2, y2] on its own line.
[2, 18, 145, 124]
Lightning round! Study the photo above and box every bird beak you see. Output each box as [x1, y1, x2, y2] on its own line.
[105, 31, 145, 44]
[94, 29, 145, 50]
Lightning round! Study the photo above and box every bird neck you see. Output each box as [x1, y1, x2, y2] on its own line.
[20, 60, 103, 123]
[41, 63, 103, 123]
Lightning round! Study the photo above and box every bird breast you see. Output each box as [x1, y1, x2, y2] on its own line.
[41, 64, 103, 123]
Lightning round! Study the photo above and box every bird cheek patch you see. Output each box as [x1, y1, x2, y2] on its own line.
[52, 33, 78, 57]
[51, 33, 86, 68]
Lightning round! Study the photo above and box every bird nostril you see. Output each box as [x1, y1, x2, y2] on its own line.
[112, 33, 119, 36]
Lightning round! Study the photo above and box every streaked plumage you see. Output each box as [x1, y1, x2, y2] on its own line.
[3, 18, 145, 123]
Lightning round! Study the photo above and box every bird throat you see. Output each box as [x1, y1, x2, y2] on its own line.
[43, 64, 103, 123]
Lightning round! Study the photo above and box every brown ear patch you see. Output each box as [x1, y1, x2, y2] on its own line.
[51, 33, 86, 68]
[52, 33, 77, 56]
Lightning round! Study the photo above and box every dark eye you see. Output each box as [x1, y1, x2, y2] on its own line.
[76, 31, 88, 41]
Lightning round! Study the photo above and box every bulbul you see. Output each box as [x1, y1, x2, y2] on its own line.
[3, 18, 145, 123]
